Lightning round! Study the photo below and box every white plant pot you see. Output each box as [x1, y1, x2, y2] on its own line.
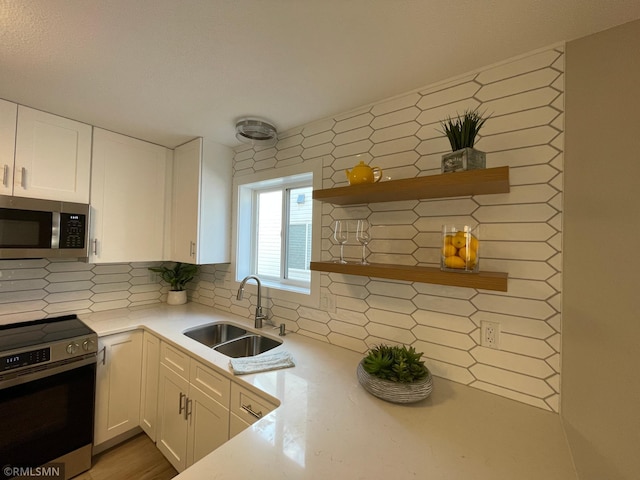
[167, 290, 187, 305]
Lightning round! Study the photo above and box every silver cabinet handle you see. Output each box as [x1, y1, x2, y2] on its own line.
[241, 403, 263, 419]
[92, 239, 98, 256]
[189, 241, 195, 257]
[1, 165, 7, 187]
[179, 392, 186, 415]
[185, 397, 193, 421]
[100, 346, 106, 365]
[20, 167, 26, 189]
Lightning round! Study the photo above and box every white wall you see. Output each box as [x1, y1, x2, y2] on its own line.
[563, 19, 640, 480]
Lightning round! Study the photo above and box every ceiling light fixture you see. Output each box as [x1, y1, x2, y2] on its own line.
[235, 118, 278, 147]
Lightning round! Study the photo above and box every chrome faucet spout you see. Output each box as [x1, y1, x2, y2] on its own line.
[236, 275, 267, 328]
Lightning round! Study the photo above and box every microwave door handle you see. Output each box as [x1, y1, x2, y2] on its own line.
[51, 212, 60, 249]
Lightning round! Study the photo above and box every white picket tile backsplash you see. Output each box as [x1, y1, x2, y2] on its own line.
[191, 45, 566, 412]
[0, 259, 167, 324]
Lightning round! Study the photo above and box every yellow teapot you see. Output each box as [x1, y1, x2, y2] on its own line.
[345, 161, 383, 185]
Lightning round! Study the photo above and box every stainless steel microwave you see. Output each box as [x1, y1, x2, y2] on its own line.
[0, 196, 89, 259]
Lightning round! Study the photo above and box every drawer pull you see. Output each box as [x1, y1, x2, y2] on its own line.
[241, 403, 263, 419]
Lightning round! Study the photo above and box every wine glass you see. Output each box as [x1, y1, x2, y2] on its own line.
[333, 220, 348, 264]
[356, 219, 371, 265]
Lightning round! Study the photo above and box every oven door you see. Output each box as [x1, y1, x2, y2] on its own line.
[0, 358, 96, 478]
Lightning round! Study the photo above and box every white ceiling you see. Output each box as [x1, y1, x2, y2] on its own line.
[1, 1, 639, 149]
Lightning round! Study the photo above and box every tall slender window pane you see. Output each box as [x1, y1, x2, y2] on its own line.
[256, 190, 282, 277]
[286, 186, 312, 282]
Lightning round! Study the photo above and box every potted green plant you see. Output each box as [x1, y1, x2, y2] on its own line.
[356, 344, 432, 403]
[148, 262, 198, 305]
[439, 108, 489, 173]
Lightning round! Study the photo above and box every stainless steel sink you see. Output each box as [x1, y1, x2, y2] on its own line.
[183, 323, 248, 348]
[214, 334, 282, 358]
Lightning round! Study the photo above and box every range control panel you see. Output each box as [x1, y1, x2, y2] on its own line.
[0, 347, 50, 371]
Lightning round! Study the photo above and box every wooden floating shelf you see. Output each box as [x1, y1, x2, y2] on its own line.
[312, 166, 510, 205]
[310, 261, 508, 292]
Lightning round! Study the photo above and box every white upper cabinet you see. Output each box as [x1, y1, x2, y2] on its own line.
[171, 137, 232, 264]
[14, 106, 92, 203]
[0, 99, 17, 196]
[91, 128, 172, 263]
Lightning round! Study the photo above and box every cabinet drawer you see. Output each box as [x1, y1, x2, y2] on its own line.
[160, 342, 190, 380]
[189, 360, 230, 408]
[230, 383, 277, 425]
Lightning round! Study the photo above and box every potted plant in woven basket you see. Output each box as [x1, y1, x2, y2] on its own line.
[357, 344, 432, 404]
[148, 262, 198, 305]
[439, 109, 489, 173]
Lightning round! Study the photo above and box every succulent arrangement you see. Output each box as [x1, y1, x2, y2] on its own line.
[439, 108, 489, 151]
[362, 344, 429, 383]
[148, 262, 198, 291]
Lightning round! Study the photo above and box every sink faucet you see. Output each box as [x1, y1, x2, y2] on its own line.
[236, 275, 268, 328]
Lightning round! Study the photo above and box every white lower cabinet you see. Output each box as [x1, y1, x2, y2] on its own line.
[186, 378, 230, 466]
[157, 363, 190, 470]
[94, 331, 143, 447]
[140, 332, 160, 441]
[156, 342, 230, 472]
[229, 382, 278, 438]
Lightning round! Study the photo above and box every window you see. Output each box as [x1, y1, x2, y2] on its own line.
[254, 182, 313, 287]
[235, 163, 320, 299]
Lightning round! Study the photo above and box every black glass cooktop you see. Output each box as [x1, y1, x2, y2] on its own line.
[0, 315, 95, 352]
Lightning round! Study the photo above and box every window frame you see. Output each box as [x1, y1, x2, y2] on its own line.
[232, 159, 322, 307]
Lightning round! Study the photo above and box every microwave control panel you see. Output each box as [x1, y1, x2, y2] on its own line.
[59, 213, 86, 249]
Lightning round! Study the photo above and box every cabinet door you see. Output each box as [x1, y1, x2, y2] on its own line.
[186, 383, 230, 467]
[90, 129, 171, 263]
[94, 331, 143, 446]
[229, 412, 250, 439]
[14, 106, 91, 203]
[157, 363, 190, 472]
[140, 331, 160, 442]
[171, 138, 201, 263]
[197, 139, 232, 264]
[0, 99, 17, 195]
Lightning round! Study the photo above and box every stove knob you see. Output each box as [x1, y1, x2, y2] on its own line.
[82, 338, 96, 351]
[66, 342, 79, 354]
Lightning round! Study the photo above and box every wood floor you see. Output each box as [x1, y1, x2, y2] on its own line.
[75, 434, 177, 480]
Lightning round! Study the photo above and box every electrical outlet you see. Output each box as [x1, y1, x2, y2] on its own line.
[320, 291, 336, 313]
[481, 321, 500, 349]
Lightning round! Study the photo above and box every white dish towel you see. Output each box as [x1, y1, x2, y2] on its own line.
[229, 351, 296, 375]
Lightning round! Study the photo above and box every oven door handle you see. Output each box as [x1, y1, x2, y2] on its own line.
[0, 355, 97, 390]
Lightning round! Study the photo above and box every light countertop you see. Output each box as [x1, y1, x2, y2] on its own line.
[81, 303, 577, 480]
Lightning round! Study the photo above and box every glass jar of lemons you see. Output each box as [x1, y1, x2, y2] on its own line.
[441, 225, 480, 273]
